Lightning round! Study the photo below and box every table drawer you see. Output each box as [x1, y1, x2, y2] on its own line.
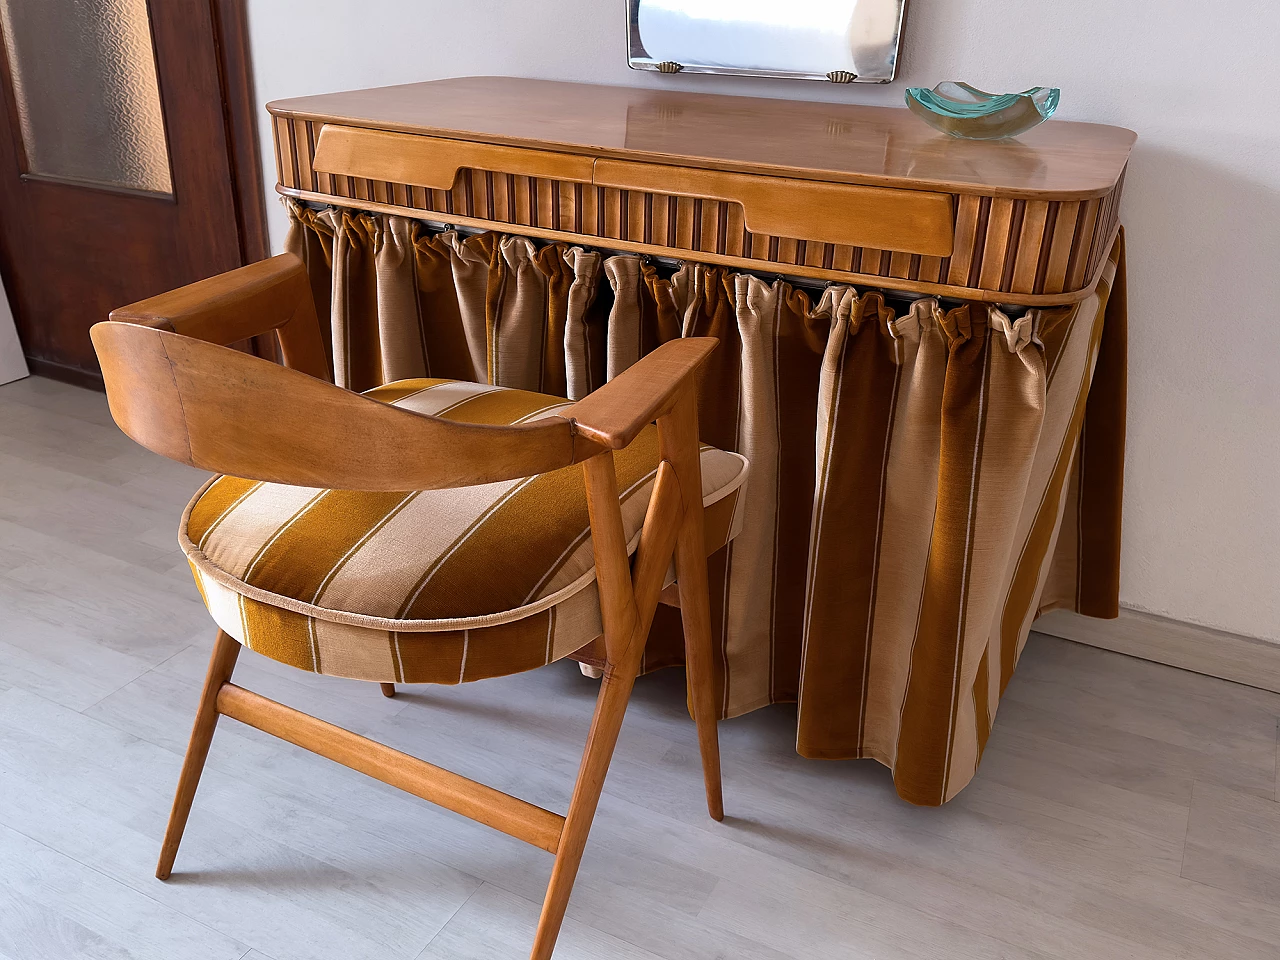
[311, 124, 595, 191]
[593, 159, 954, 258]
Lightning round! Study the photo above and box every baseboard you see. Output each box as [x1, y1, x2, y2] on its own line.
[1034, 607, 1280, 695]
[26, 357, 104, 392]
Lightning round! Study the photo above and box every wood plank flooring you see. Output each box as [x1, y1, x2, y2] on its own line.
[2, 375, 1279, 960]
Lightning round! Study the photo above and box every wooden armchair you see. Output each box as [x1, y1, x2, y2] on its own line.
[91, 253, 749, 960]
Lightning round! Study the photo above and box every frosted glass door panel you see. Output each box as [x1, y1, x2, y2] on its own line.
[0, 0, 172, 194]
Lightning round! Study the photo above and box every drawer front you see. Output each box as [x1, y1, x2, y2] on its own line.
[311, 124, 595, 191]
[594, 159, 954, 258]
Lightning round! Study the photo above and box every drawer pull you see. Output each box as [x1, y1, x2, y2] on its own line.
[312, 125, 595, 190]
[594, 159, 954, 257]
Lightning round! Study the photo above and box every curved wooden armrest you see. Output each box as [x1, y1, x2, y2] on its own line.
[108, 253, 330, 381]
[566, 338, 717, 449]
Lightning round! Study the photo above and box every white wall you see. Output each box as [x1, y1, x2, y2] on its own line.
[246, 0, 1280, 643]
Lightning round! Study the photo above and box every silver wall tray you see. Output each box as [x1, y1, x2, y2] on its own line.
[626, 0, 907, 84]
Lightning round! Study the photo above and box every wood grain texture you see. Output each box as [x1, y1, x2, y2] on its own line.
[978, 198, 1017, 292]
[946, 195, 985, 288]
[1011, 201, 1051, 294]
[593, 159, 955, 256]
[1042, 200, 1080, 294]
[216, 681, 567, 854]
[155, 629, 240, 880]
[1067, 199, 1102, 291]
[530, 456, 694, 958]
[93, 274, 595, 491]
[272, 88, 1130, 306]
[274, 116, 297, 190]
[277, 183, 1121, 307]
[661, 390, 724, 822]
[107, 253, 329, 380]
[313, 125, 595, 190]
[567, 338, 718, 449]
[270, 77, 1135, 199]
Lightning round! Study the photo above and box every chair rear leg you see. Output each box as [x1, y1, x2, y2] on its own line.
[660, 388, 725, 822]
[529, 648, 643, 960]
[156, 629, 240, 880]
[675, 526, 724, 822]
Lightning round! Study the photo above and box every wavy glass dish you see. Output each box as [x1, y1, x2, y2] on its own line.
[905, 82, 1060, 140]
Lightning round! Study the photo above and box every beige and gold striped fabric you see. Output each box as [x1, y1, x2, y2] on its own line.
[285, 201, 1127, 805]
[182, 378, 749, 685]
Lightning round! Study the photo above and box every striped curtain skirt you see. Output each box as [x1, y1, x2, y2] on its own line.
[284, 200, 1127, 805]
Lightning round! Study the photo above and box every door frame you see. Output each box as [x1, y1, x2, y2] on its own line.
[211, 0, 270, 267]
[0, 0, 269, 389]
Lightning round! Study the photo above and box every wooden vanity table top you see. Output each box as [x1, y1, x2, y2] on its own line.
[269, 76, 1136, 201]
[270, 77, 1132, 305]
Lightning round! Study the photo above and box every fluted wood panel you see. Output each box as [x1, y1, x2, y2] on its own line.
[275, 119, 1124, 305]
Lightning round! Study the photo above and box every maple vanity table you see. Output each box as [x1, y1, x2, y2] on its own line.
[267, 76, 1134, 805]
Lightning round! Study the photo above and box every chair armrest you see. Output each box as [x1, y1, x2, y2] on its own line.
[108, 253, 330, 381]
[566, 338, 717, 449]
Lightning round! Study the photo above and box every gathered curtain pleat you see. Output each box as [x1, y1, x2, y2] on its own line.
[285, 204, 611, 396]
[283, 199, 1126, 805]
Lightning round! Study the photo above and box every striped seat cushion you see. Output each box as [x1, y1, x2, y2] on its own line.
[181, 378, 749, 684]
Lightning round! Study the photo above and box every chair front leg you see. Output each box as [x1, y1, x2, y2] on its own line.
[530, 453, 685, 960]
[156, 629, 240, 879]
[530, 633, 646, 960]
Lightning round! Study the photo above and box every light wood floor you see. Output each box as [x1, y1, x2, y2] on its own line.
[3, 374, 1280, 960]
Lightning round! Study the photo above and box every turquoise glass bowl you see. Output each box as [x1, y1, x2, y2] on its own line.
[905, 82, 1060, 140]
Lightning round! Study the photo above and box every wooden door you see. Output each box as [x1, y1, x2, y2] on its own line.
[0, 0, 266, 386]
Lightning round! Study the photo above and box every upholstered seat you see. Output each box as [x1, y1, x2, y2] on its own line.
[182, 378, 749, 685]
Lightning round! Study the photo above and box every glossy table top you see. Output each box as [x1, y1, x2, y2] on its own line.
[269, 76, 1136, 200]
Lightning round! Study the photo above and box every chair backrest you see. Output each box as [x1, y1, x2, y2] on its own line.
[107, 253, 332, 381]
[91, 257, 601, 491]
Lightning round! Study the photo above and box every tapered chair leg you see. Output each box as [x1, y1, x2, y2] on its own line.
[156, 630, 240, 879]
[380, 683, 396, 698]
[675, 526, 724, 822]
[529, 647, 643, 960]
[660, 389, 724, 822]
[527, 454, 688, 959]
